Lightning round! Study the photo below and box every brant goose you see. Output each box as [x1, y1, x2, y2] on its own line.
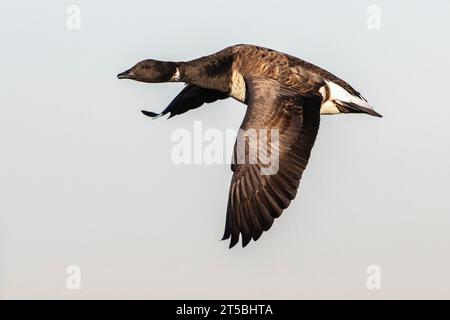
[117, 44, 382, 248]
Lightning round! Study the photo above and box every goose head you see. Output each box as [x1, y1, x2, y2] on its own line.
[117, 59, 179, 83]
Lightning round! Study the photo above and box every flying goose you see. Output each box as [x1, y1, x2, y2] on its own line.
[117, 44, 382, 248]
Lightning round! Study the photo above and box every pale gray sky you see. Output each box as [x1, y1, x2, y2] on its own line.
[1, 0, 449, 299]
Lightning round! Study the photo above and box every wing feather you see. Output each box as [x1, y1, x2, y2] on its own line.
[222, 77, 321, 248]
[141, 84, 228, 119]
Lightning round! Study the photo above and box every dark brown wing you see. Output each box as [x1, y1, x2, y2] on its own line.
[141, 84, 228, 119]
[222, 78, 321, 248]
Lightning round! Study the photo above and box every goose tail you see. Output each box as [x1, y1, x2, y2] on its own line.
[320, 80, 383, 117]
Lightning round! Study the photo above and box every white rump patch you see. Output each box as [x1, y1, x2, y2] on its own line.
[319, 79, 372, 115]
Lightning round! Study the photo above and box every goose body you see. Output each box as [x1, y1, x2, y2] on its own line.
[117, 44, 382, 248]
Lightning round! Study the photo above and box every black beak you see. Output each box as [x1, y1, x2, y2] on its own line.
[117, 69, 134, 79]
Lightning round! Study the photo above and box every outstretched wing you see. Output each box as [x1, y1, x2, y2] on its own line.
[142, 84, 229, 119]
[222, 78, 322, 248]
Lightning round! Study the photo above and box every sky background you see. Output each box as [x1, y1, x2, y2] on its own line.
[1, 0, 450, 299]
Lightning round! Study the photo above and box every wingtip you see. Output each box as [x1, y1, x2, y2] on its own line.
[228, 234, 239, 249]
[221, 234, 230, 241]
[221, 233, 238, 249]
[141, 110, 163, 119]
[241, 237, 251, 248]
